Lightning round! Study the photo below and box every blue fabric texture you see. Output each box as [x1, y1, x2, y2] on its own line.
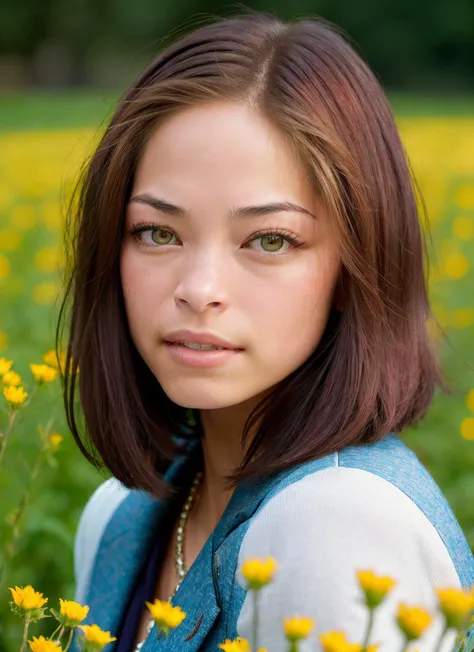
[71, 433, 474, 651]
[114, 497, 176, 651]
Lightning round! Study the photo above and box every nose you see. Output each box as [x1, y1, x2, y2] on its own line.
[174, 247, 230, 313]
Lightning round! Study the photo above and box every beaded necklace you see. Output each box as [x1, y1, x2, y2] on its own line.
[134, 470, 203, 651]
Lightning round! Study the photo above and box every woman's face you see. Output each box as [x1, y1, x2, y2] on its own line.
[121, 101, 341, 411]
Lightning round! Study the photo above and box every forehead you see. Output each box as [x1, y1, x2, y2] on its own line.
[132, 101, 315, 208]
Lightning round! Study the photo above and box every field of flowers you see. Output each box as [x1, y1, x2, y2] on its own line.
[0, 96, 473, 651]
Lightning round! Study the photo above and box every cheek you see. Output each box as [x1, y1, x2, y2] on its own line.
[119, 251, 169, 334]
[248, 255, 338, 328]
[245, 255, 339, 363]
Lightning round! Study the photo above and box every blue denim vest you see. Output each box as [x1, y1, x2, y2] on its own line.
[71, 433, 474, 651]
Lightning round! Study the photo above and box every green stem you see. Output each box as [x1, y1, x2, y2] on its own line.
[63, 628, 74, 652]
[0, 384, 38, 470]
[0, 419, 44, 593]
[361, 607, 375, 651]
[20, 613, 31, 652]
[399, 635, 409, 652]
[48, 622, 63, 641]
[21, 385, 38, 409]
[288, 642, 299, 652]
[56, 625, 65, 643]
[7, 446, 44, 558]
[0, 409, 17, 468]
[252, 590, 260, 652]
[0, 551, 6, 589]
[433, 624, 450, 652]
[4, 418, 56, 568]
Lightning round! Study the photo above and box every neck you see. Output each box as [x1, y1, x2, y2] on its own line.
[190, 394, 265, 536]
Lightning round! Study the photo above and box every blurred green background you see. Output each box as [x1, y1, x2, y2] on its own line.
[0, 1, 474, 650]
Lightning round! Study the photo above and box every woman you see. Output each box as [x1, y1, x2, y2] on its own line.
[59, 12, 474, 652]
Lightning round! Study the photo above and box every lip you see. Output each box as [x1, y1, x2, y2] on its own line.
[164, 342, 242, 368]
[163, 329, 242, 350]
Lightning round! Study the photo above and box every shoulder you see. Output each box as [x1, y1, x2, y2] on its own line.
[239, 434, 472, 586]
[236, 465, 464, 651]
[240, 464, 459, 575]
[73, 477, 130, 605]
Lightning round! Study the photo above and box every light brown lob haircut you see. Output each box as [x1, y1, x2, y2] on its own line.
[56, 12, 448, 499]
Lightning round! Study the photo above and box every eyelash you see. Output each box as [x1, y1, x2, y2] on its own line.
[127, 222, 306, 255]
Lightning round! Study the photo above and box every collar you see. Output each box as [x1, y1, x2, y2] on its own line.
[78, 436, 300, 651]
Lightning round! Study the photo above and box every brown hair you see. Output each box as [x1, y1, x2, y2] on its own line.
[56, 11, 448, 499]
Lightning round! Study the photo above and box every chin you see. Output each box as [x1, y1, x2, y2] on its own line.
[158, 380, 257, 412]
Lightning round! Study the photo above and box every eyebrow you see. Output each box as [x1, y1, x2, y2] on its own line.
[128, 193, 317, 221]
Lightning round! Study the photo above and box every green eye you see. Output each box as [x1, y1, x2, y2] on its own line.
[260, 234, 284, 252]
[130, 223, 304, 255]
[151, 228, 174, 245]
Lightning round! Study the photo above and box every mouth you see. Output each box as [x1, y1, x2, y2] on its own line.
[164, 341, 244, 352]
[163, 341, 244, 368]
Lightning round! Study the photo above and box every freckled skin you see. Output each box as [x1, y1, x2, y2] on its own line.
[120, 101, 341, 412]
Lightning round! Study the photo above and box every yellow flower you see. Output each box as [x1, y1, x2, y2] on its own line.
[461, 418, 474, 441]
[9, 585, 48, 611]
[357, 569, 397, 609]
[283, 615, 315, 641]
[0, 228, 22, 251]
[467, 389, 474, 413]
[0, 331, 8, 350]
[320, 631, 381, 652]
[145, 599, 186, 636]
[11, 204, 36, 229]
[28, 636, 62, 652]
[2, 370, 22, 385]
[452, 215, 474, 240]
[49, 433, 64, 450]
[3, 384, 28, 408]
[449, 308, 474, 329]
[241, 557, 278, 590]
[32, 281, 59, 305]
[319, 631, 370, 652]
[43, 349, 65, 369]
[320, 631, 347, 651]
[219, 638, 250, 651]
[0, 356, 13, 375]
[42, 349, 78, 375]
[29, 363, 59, 384]
[435, 587, 474, 630]
[397, 603, 433, 640]
[455, 185, 474, 211]
[0, 252, 10, 279]
[443, 252, 469, 279]
[78, 624, 116, 650]
[34, 246, 60, 273]
[58, 598, 89, 626]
